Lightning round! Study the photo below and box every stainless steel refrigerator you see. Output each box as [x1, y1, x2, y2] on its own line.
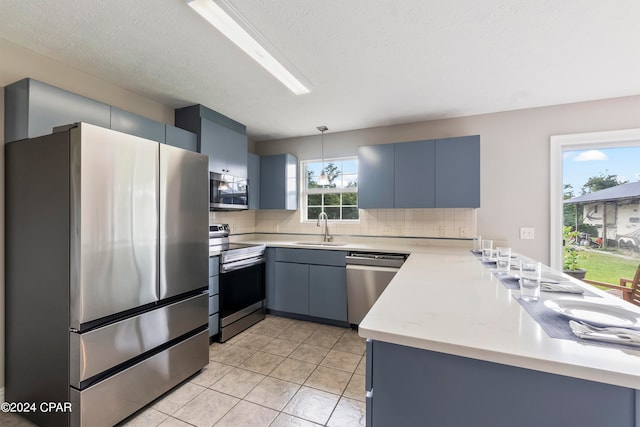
[5, 123, 209, 426]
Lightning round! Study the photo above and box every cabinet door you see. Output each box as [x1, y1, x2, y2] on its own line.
[435, 135, 480, 208]
[274, 262, 309, 315]
[248, 153, 261, 210]
[201, 118, 248, 177]
[260, 154, 298, 210]
[358, 144, 394, 209]
[309, 265, 347, 322]
[394, 140, 436, 208]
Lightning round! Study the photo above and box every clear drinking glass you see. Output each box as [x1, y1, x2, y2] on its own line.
[519, 260, 541, 301]
[473, 235, 482, 252]
[496, 247, 511, 272]
[481, 239, 493, 260]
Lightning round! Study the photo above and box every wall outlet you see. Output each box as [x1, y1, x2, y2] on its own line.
[458, 226, 466, 237]
[520, 227, 535, 239]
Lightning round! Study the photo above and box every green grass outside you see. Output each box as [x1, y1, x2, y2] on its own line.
[575, 249, 638, 284]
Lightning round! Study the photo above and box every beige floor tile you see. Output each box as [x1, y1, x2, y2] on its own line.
[158, 416, 196, 427]
[289, 343, 330, 364]
[343, 374, 366, 402]
[333, 334, 366, 355]
[121, 407, 169, 426]
[249, 322, 285, 338]
[283, 386, 340, 425]
[327, 397, 366, 427]
[263, 314, 298, 329]
[315, 323, 348, 337]
[270, 413, 323, 427]
[281, 326, 314, 342]
[189, 361, 234, 387]
[269, 357, 317, 384]
[239, 350, 285, 375]
[244, 376, 300, 410]
[213, 400, 278, 427]
[152, 382, 206, 415]
[210, 367, 265, 398]
[230, 333, 273, 350]
[355, 355, 366, 376]
[172, 389, 238, 427]
[261, 337, 301, 357]
[210, 344, 257, 366]
[304, 365, 352, 395]
[320, 349, 361, 372]
[304, 330, 341, 348]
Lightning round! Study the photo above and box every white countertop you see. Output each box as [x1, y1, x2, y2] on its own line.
[231, 234, 640, 389]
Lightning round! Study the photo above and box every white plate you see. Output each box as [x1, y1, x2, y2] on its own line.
[544, 298, 640, 329]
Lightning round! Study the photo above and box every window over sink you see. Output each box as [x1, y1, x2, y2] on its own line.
[301, 157, 359, 221]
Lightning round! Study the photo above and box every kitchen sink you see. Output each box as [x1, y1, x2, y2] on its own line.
[294, 241, 349, 247]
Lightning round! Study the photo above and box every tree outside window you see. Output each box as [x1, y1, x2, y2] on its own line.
[303, 158, 358, 221]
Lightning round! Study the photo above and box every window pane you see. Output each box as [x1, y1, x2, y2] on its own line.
[325, 207, 340, 219]
[342, 207, 359, 219]
[343, 192, 358, 205]
[343, 174, 358, 188]
[324, 193, 340, 205]
[308, 207, 322, 219]
[342, 159, 357, 174]
[308, 194, 322, 205]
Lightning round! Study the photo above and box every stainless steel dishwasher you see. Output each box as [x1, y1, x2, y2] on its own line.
[346, 252, 407, 325]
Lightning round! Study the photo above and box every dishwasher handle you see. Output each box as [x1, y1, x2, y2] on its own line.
[345, 255, 406, 268]
[346, 263, 402, 274]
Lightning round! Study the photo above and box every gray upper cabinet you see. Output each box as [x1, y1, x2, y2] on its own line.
[110, 107, 166, 143]
[357, 144, 394, 209]
[175, 104, 248, 178]
[435, 135, 480, 208]
[260, 153, 298, 210]
[4, 78, 111, 143]
[248, 153, 261, 210]
[357, 135, 480, 209]
[165, 125, 198, 152]
[394, 139, 436, 208]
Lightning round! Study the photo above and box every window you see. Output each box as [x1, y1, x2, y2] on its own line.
[302, 157, 358, 221]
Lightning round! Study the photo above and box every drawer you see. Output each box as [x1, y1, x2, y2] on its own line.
[70, 330, 208, 427]
[209, 313, 219, 336]
[275, 248, 347, 266]
[69, 293, 208, 387]
[209, 256, 219, 277]
[209, 275, 219, 295]
[209, 294, 219, 314]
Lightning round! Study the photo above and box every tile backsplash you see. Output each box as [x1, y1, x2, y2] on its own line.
[212, 208, 476, 239]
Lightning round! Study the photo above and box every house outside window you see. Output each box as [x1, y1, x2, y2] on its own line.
[301, 158, 358, 221]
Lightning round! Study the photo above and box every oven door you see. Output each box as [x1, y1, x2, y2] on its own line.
[219, 258, 265, 327]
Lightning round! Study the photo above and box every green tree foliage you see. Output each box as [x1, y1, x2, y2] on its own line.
[581, 173, 626, 194]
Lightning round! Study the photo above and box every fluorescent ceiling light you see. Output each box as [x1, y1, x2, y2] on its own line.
[188, 0, 311, 95]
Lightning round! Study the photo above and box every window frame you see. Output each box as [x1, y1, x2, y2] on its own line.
[300, 156, 359, 223]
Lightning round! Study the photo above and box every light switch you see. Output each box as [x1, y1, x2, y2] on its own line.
[520, 227, 535, 239]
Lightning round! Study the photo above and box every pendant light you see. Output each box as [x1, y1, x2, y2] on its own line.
[317, 125, 329, 186]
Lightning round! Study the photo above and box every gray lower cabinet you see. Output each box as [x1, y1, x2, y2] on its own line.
[367, 340, 637, 427]
[208, 256, 220, 337]
[271, 248, 347, 322]
[260, 154, 298, 210]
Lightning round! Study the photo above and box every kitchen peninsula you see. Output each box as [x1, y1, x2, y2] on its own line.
[358, 248, 640, 427]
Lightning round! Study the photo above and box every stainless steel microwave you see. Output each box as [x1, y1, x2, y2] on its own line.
[210, 172, 248, 210]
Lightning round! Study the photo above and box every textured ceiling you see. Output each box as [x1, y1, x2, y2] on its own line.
[1, 0, 640, 141]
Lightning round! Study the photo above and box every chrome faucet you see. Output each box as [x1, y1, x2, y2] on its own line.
[317, 211, 332, 242]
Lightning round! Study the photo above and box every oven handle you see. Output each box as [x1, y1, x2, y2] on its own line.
[221, 256, 265, 273]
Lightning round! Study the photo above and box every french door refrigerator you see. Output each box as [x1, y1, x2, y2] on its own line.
[5, 123, 209, 426]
